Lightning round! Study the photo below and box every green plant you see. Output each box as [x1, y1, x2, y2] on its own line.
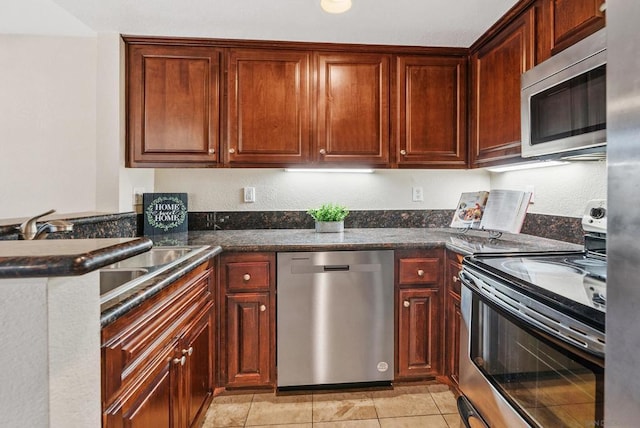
[307, 203, 349, 222]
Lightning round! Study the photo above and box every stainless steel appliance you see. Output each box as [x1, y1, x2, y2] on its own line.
[277, 250, 394, 388]
[457, 201, 606, 427]
[521, 29, 606, 160]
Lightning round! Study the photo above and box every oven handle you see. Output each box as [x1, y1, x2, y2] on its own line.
[459, 269, 480, 290]
[457, 396, 489, 428]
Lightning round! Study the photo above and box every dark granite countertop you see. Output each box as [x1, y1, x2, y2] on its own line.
[181, 228, 583, 254]
[0, 237, 153, 278]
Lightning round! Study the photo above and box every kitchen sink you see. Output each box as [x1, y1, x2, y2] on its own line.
[100, 268, 148, 295]
[105, 247, 194, 269]
[99, 245, 208, 302]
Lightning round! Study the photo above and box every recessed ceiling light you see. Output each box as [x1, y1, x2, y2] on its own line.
[321, 0, 352, 14]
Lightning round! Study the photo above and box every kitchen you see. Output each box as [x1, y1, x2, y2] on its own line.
[0, 0, 636, 427]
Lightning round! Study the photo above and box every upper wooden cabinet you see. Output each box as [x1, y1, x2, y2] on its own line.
[470, 8, 535, 168]
[395, 55, 467, 168]
[226, 49, 312, 166]
[550, 0, 606, 55]
[316, 53, 391, 166]
[126, 43, 221, 167]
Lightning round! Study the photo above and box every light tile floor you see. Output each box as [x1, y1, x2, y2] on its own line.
[202, 383, 463, 427]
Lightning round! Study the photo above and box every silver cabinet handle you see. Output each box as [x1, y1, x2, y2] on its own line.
[400, 149, 407, 155]
[319, 149, 326, 155]
[243, 273, 251, 281]
[208, 148, 216, 154]
[417, 269, 425, 277]
[403, 300, 410, 308]
[229, 148, 236, 154]
[260, 304, 267, 312]
[173, 356, 186, 366]
[182, 347, 193, 356]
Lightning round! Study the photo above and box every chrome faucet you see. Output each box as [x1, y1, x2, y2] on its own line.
[17, 209, 74, 240]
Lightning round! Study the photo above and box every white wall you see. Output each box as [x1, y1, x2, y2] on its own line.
[0, 34, 98, 219]
[154, 168, 492, 211]
[154, 162, 607, 216]
[490, 161, 607, 217]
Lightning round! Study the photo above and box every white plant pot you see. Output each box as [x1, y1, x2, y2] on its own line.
[315, 221, 344, 233]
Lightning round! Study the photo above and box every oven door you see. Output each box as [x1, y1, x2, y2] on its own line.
[459, 270, 604, 428]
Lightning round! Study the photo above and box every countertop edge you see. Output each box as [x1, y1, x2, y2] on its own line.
[0, 238, 153, 279]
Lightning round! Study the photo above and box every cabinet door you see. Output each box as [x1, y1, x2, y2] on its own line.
[551, 0, 605, 55]
[470, 9, 535, 167]
[182, 306, 214, 428]
[316, 53, 390, 165]
[396, 56, 467, 168]
[127, 44, 220, 167]
[397, 288, 441, 379]
[445, 291, 462, 386]
[104, 343, 180, 428]
[225, 292, 272, 387]
[226, 49, 311, 165]
[444, 251, 463, 385]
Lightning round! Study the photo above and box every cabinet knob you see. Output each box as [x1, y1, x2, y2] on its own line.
[182, 347, 193, 356]
[229, 148, 236, 154]
[400, 149, 407, 156]
[417, 269, 425, 277]
[208, 148, 216, 155]
[243, 273, 251, 281]
[452, 275, 459, 283]
[173, 356, 186, 366]
[260, 304, 267, 312]
[319, 149, 326, 155]
[403, 300, 410, 308]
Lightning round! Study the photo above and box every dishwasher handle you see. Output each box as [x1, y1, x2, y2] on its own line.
[323, 265, 350, 272]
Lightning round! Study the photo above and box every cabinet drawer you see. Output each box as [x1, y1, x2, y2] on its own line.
[225, 261, 270, 291]
[398, 257, 440, 285]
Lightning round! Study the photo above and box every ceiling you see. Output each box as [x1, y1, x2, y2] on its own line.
[2, 0, 520, 47]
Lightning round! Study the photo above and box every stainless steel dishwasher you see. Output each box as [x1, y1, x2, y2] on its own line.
[277, 250, 394, 388]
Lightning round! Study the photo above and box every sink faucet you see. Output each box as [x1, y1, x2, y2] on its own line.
[17, 209, 74, 240]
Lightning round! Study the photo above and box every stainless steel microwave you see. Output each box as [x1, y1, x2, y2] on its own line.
[521, 29, 606, 159]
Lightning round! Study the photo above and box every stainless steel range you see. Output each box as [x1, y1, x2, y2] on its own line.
[457, 200, 606, 428]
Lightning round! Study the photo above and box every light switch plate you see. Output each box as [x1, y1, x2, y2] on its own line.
[412, 186, 424, 202]
[243, 187, 256, 203]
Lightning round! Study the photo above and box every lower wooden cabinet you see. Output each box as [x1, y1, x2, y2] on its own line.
[444, 250, 464, 386]
[219, 252, 276, 389]
[225, 292, 272, 387]
[102, 261, 215, 428]
[397, 287, 442, 379]
[394, 249, 444, 381]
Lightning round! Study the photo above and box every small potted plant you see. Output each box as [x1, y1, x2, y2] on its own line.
[307, 203, 349, 233]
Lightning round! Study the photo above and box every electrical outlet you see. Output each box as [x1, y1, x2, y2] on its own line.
[243, 187, 256, 203]
[133, 187, 145, 205]
[412, 186, 424, 202]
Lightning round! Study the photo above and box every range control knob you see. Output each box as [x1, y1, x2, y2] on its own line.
[590, 207, 606, 219]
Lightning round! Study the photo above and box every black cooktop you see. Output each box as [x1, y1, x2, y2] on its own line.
[464, 251, 606, 332]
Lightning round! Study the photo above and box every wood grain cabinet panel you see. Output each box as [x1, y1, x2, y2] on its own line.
[470, 8, 535, 167]
[316, 53, 391, 166]
[444, 251, 464, 386]
[225, 293, 272, 387]
[396, 55, 467, 168]
[127, 44, 221, 167]
[226, 49, 311, 165]
[551, 0, 606, 55]
[219, 252, 276, 389]
[102, 262, 215, 428]
[397, 288, 442, 379]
